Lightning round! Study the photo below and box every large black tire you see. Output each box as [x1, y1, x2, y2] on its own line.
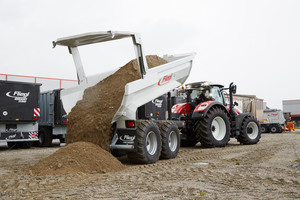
[195, 107, 230, 147]
[158, 121, 180, 159]
[237, 116, 261, 145]
[128, 121, 162, 164]
[270, 125, 278, 133]
[38, 127, 53, 147]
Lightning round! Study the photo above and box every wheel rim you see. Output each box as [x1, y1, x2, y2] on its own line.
[168, 131, 178, 152]
[247, 122, 259, 139]
[271, 127, 277, 132]
[146, 131, 158, 155]
[211, 116, 226, 141]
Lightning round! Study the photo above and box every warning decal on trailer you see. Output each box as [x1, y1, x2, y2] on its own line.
[34, 108, 40, 117]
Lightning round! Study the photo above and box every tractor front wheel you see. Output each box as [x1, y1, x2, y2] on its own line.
[237, 116, 261, 145]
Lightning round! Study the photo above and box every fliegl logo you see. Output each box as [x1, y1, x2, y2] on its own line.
[6, 91, 30, 103]
[158, 73, 173, 86]
[119, 135, 135, 144]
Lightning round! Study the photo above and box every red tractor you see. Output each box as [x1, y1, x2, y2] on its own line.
[172, 82, 261, 147]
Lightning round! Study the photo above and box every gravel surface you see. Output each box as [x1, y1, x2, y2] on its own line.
[0, 132, 299, 199]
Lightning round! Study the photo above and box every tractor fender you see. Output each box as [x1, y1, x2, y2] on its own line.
[191, 101, 228, 119]
[235, 112, 251, 127]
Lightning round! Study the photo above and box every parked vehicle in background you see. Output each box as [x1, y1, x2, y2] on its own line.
[261, 109, 289, 133]
[37, 89, 67, 146]
[0, 80, 40, 148]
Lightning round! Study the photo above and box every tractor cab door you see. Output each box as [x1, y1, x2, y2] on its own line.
[210, 86, 226, 106]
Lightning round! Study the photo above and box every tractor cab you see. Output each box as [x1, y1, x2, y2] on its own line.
[178, 81, 226, 107]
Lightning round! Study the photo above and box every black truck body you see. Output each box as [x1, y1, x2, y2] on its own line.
[0, 80, 41, 148]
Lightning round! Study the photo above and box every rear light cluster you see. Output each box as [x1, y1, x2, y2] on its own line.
[126, 120, 135, 128]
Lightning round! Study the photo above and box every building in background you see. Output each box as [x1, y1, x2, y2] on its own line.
[283, 99, 300, 127]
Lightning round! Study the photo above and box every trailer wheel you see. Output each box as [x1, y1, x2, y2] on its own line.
[195, 107, 230, 147]
[237, 116, 261, 144]
[158, 121, 180, 159]
[270, 125, 278, 133]
[261, 126, 269, 133]
[128, 121, 161, 164]
[38, 128, 53, 147]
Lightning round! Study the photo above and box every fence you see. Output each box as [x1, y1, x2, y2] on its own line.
[0, 73, 78, 92]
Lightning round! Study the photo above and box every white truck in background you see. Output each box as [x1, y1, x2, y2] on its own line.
[261, 109, 287, 133]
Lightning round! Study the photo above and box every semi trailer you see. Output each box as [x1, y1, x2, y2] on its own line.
[53, 31, 261, 164]
[0, 80, 40, 148]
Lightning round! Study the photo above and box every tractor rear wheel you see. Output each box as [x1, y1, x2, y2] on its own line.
[128, 121, 161, 164]
[158, 121, 180, 159]
[237, 116, 261, 144]
[195, 107, 230, 147]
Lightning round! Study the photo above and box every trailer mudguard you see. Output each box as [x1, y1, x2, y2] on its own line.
[191, 101, 227, 119]
[110, 128, 137, 152]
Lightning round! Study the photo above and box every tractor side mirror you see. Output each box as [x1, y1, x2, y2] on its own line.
[231, 84, 237, 94]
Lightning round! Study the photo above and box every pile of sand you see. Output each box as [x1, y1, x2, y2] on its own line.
[66, 55, 168, 151]
[30, 142, 125, 176]
[29, 55, 168, 176]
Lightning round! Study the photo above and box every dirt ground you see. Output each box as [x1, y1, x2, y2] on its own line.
[0, 132, 299, 200]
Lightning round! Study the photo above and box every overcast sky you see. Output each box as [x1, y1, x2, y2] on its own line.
[0, 0, 299, 109]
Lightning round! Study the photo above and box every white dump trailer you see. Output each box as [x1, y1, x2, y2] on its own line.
[53, 31, 196, 164]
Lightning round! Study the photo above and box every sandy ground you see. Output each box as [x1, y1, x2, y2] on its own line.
[0, 132, 299, 200]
